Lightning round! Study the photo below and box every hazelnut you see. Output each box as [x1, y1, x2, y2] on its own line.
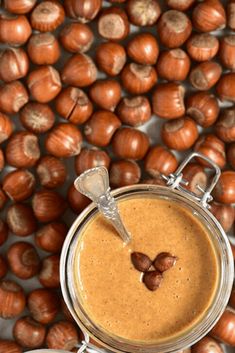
[215, 108, 235, 143]
[110, 160, 141, 187]
[39, 254, 60, 288]
[46, 321, 80, 350]
[153, 252, 177, 272]
[126, 0, 161, 27]
[3, 0, 37, 14]
[186, 34, 219, 62]
[116, 96, 151, 127]
[210, 202, 234, 233]
[35, 222, 68, 253]
[59, 23, 94, 53]
[0, 255, 8, 279]
[157, 10, 192, 48]
[144, 145, 178, 177]
[84, 110, 121, 147]
[228, 0, 235, 30]
[166, 0, 195, 11]
[36, 156, 67, 189]
[0, 112, 13, 144]
[192, 0, 226, 32]
[74, 148, 111, 175]
[162, 117, 198, 151]
[27, 33, 61, 66]
[6, 203, 37, 237]
[0, 48, 29, 82]
[191, 336, 223, 353]
[0, 13, 32, 46]
[28, 288, 60, 324]
[0, 149, 4, 171]
[182, 163, 208, 196]
[0, 340, 22, 353]
[32, 190, 67, 223]
[45, 123, 83, 158]
[0, 280, 26, 319]
[189, 61, 222, 91]
[98, 7, 129, 41]
[6, 131, 40, 168]
[20, 102, 55, 134]
[143, 271, 163, 291]
[121, 63, 157, 95]
[0, 219, 8, 246]
[13, 316, 46, 349]
[89, 79, 121, 111]
[127, 33, 159, 65]
[152, 83, 185, 119]
[156, 49, 190, 81]
[7, 242, 40, 279]
[30, 1, 65, 32]
[3, 169, 35, 201]
[219, 35, 235, 70]
[186, 92, 219, 128]
[27, 65, 62, 103]
[0, 80, 28, 114]
[194, 134, 226, 169]
[210, 309, 235, 345]
[112, 127, 150, 160]
[67, 184, 91, 214]
[64, 0, 102, 22]
[131, 252, 152, 272]
[227, 143, 235, 169]
[61, 53, 97, 87]
[213, 171, 235, 204]
[95, 42, 126, 77]
[216, 73, 235, 102]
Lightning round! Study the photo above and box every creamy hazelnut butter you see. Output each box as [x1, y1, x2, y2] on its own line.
[73, 196, 219, 343]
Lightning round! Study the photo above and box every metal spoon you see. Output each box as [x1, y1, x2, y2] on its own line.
[74, 166, 131, 244]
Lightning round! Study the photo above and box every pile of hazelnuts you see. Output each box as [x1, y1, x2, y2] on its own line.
[0, 0, 234, 352]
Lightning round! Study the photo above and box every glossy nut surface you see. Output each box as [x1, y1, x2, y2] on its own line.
[6, 203, 37, 237]
[186, 33, 219, 62]
[67, 183, 91, 214]
[215, 108, 235, 142]
[35, 222, 68, 253]
[74, 148, 111, 175]
[219, 35, 235, 70]
[156, 49, 190, 81]
[39, 254, 60, 288]
[95, 42, 126, 76]
[117, 96, 151, 127]
[182, 163, 208, 196]
[166, 0, 195, 11]
[4, 0, 37, 14]
[46, 320, 79, 350]
[13, 316, 46, 349]
[144, 145, 178, 177]
[30, 1, 65, 32]
[32, 190, 67, 222]
[192, 0, 226, 32]
[110, 160, 141, 187]
[3, 169, 35, 201]
[89, 79, 121, 111]
[194, 134, 226, 169]
[60, 22, 94, 53]
[0, 81, 28, 114]
[210, 202, 234, 232]
[36, 156, 67, 189]
[0, 340, 22, 353]
[213, 171, 235, 204]
[210, 309, 235, 345]
[27, 33, 61, 66]
[0, 14, 32, 46]
[216, 73, 235, 102]
[64, 0, 102, 22]
[0, 112, 13, 144]
[189, 61, 222, 91]
[127, 33, 159, 65]
[0, 48, 29, 82]
[0, 280, 26, 319]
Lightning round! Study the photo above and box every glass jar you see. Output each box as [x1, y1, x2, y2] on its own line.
[60, 152, 234, 353]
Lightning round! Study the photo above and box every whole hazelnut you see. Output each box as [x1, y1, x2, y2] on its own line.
[13, 316, 46, 349]
[32, 190, 67, 223]
[84, 110, 121, 147]
[191, 337, 223, 353]
[110, 160, 141, 187]
[89, 79, 121, 111]
[216, 73, 235, 102]
[20, 102, 55, 134]
[0, 220, 8, 246]
[126, 0, 161, 27]
[227, 143, 235, 169]
[219, 35, 235, 70]
[189, 61, 222, 91]
[67, 184, 90, 214]
[0, 48, 29, 82]
[194, 134, 226, 169]
[46, 321, 79, 350]
[213, 171, 235, 204]
[127, 33, 159, 65]
[35, 222, 68, 253]
[156, 49, 190, 81]
[210, 309, 235, 345]
[6, 203, 37, 237]
[210, 202, 234, 233]
[215, 108, 235, 143]
[7, 242, 40, 279]
[0, 255, 8, 279]
[27, 65, 62, 103]
[59, 23, 94, 53]
[166, 0, 195, 11]
[0, 340, 22, 353]
[39, 254, 60, 288]
[30, 1, 65, 32]
[0, 81, 28, 114]
[0, 112, 13, 144]
[4, 0, 37, 14]
[95, 42, 126, 77]
[36, 156, 67, 189]
[152, 83, 185, 119]
[182, 163, 208, 196]
[0, 13, 32, 46]
[75, 148, 111, 175]
[116, 96, 151, 127]
[98, 7, 129, 41]
[27, 33, 61, 66]
[144, 145, 178, 177]
[192, 0, 226, 32]
[186, 34, 219, 62]
[0, 280, 26, 319]
[45, 123, 83, 158]
[64, 0, 102, 22]
[3, 169, 35, 201]
[112, 127, 150, 160]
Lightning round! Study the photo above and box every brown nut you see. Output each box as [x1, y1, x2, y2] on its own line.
[4, 0, 37, 14]
[35, 222, 68, 253]
[0, 48, 29, 82]
[186, 34, 219, 62]
[20, 102, 55, 134]
[227, 143, 235, 169]
[60, 23, 94, 53]
[6, 131, 40, 168]
[0, 112, 13, 144]
[215, 108, 235, 143]
[64, 0, 102, 22]
[194, 134, 226, 169]
[39, 254, 60, 288]
[0, 81, 28, 114]
[67, 184, 91, 214]
[89, 80, 121, 111]
[7, 242, 40, 279]
[0, 255, 8, 279]
[121, 63, 157, 95]
[126, 0, 161, 27]
[161, 117, 198, 151]
[228, 0, 235, 30]
[0, 13, 32, 46]
[84, 110, 121, 147]
[110, 160, 141, 187]
[0, 220, 8, 246]
[27, 33, 61, 66]
[0, 149, 4, 171]
[213, 171, 235, 204]
[210, 202, 234, 233]
[152, 83, 185, 119]
[157, 10, 192, 48]
[157, 49, 190, 81]
[210, 309, 235, 345]
[186, 92, 219, 128]
[143, 270, 163, 291]
[0, 280, 26, 319]
[36, 156, 67, 189]
[30, 1, 65, 32]
[153, 252, 177, 272]
[216, 73, 235, 102]
[27, 65, 61, 103]
[46, 320, 79, 350]
[189, 61, 222, 91]
[6, 203, 37, 237]
[219, 35, 235, 70]
[75, 148, 111, 175]
[144, 145, 178, 177]
[127, 33, 159, 65]
[98, 7, 129, 41]
[32, 190, 67, 223]
[95, 42, 126, 77]
[45, 123, 83, 158]
[191, 336, 223, 353]
[182, 163, 208, 196]
[112, 127, 150, 160]
[116, 96, 151, 127]
[166, 0, 195, 11]
[0, 340, 22, 353]
[131, 252, 152, 272]
[61, 53, 97, 87]
[192, 0, 226, 32]
[13, 316, 46, 349]
[3, 169, 35, 201]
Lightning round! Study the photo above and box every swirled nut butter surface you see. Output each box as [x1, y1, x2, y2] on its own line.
[74, 197, 219, 342]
